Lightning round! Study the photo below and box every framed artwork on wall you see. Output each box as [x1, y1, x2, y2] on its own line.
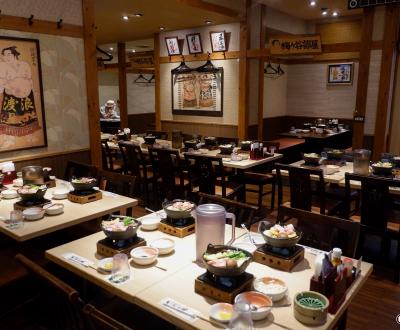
[0, 36, 47, 153]
[327, 63, 354, 85]
[165, 36, 181, 56]
[209, 31, 227, 52]
[186, 33, 203, 54]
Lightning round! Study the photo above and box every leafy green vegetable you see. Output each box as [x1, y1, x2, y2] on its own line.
[226, 251, 247, 260]
[123, 217, 135, 226]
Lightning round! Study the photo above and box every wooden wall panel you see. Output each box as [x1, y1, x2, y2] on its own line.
[128, 113, 155, 133]
[161, 120, 237, 138]
[118, 42, 128, 129]
[154, 33, 161, 130]
[316, 20, 362, 44]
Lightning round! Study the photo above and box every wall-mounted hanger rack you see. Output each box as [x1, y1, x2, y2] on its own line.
[96, 46, 113, 62]
[134, 74, 149, 83]
[148, 74, 155, 83]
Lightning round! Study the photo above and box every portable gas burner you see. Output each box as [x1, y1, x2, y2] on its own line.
[68, 189, 102, 204]
[254, 244, 304, 271]
[195, 270, 254, 303]
[96, 235, 146, 257]
[14, 198, 51, 211]
[159, 216, 195, 238]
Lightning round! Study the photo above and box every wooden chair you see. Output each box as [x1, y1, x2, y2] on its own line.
[15, 253, 87, 330]
[98, 171, 136, 216]
[344, 173, 400, 281]
[184, 153, 244, 200]
[198, 192, 259, 227]
[277, 205, 360, 258]
[146, 130, 168, 140]
[243, 141, 280, 209]
[148, 146, 189, 201]
[83, 304, 133, 330]
[275, 163, 327, 214]
[101, 139, 123, 172]
[118, 141, 153, 204]
[64, 160, 98, 181]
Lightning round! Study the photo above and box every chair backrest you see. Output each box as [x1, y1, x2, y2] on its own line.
[198, 192, 258, 227]
[277, 205, 360, 258]
[345, 173, 400, 230]
[216, 136, 239, 146]
[64, 161, 98, 181]
[83, 304, 133, 330]
[118, 141, 145, 179]
[101, 139, 114, 171]
[146, 130, 168, 140]
[276, 163, 326, 214]
[184, 153, 227, 197]
[98, 170, 136, 197]
[15, 254, 87, 330]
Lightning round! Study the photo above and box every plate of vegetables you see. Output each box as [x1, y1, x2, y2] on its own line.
[259, 222, 301, 248]
[202, 244, 252, 276]
[71, 177, 97, 191]
[162, 199, 195, 219]
[101, 215, 141, 240]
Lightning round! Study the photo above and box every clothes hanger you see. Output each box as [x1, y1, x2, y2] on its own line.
[134, 74, 149, 83]
[147, 74, 155, 83]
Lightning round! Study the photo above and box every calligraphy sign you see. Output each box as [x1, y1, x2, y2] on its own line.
[269, 35, 322, 56]
[127, 51, 154, 68]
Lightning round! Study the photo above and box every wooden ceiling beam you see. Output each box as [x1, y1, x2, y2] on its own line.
[176, 0, 241, 18]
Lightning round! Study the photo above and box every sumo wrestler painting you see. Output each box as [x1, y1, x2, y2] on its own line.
[0, 36, 47, 153]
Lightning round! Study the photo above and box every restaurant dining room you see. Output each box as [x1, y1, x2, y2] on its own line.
[0, 0, 400, 329]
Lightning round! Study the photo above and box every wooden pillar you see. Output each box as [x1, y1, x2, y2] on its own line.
[257, 4, 266, 140]
[154, 33, 161, 130]
[372, 5, 400, 159]
[352, 7, 374, 150]
[238, 0, 250, 140]
[118, 42, 128, 128]
[82, 0, 101, 168]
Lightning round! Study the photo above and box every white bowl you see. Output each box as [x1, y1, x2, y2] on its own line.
[150, 238, 175, 255]
[1, 189, 18, 199]
[209, 303, 233, 323]
[13, 178, 23, 187]
[52, 189, 69, 200]
[140, 214, 161, 231]
[234, 291, 272, 321]
[232, 242, 257, 254]
[23, 207, 45, 221]
[97, 257, 113, 272]
[43, 203, 64, 215]
[253, 277, 288, 302]
[130, 246, 158, 265]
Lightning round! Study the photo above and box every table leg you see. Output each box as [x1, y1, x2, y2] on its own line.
[337, 309, 348, 330]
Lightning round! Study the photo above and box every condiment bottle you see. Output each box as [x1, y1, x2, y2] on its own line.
[331, 248, 342, 267]
[259, 143, 263, 158]
[343, 257, 354, 287]
[250, 143, 254, 160]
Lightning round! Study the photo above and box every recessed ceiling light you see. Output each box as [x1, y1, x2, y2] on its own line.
[205, 20, 212, 24]
[131, 49, 136, 53]
[122, 15, 129, 21]
[109, 47, 114, 51]
[332, 11, 339, 17]
[159, 26, 165, 31]
[321, 8, 328, 16]
[310, 0, 316, 6]
[134, 13, 143, 17]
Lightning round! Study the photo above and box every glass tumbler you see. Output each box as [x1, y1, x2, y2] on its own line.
[228, 302, 254, 330]
[9, 210, 24, 230]
[109, 253, 130, 284]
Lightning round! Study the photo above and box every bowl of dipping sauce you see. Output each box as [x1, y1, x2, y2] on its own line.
[150, 238, 175, 255]
[234, 291, 272, 321]
[130, 246, 158, 265]
[209, 303, 233, 323]
[253, 277, 288, 302]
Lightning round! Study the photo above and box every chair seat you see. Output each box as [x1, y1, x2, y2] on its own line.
[283, 201, 322, 214]
[174, 176, 190, 186]
[140, 168, 153, 179]
[243, 172, 275, 185]
[350, 214, 400, 233]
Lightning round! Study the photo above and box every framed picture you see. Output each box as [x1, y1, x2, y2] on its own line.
[0, 36, 47, 153]
[171, 67, 224, 117]
[165, 36, 181, 56]
[210, 31, 227, 52]
[327, 63, 354, 85]
[186, 33, 203, 54]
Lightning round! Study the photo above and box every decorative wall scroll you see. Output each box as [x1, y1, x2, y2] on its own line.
[186, 33, 203, 54]
[165, 36, 181, 56]
[269, 34, 322, 55]
[171, 62, 223, 117]
[0, 36, 47, 153]
[209, 31, 227, 52]
[327, 63, 354, 85]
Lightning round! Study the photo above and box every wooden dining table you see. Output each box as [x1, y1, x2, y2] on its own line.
[45, 212, 372, 330]
[0, 180, 138, 242]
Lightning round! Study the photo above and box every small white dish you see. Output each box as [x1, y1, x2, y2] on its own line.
[97, 257, 113, 272]
[52, 189, 69, 200]
[43, 203, 64, 215]
[150, 238, 175, 255]
[140, 214, 161, 231]
[253, 277, 288, 302]
[49, 175, 56, 180]
[1, 189, 18, 199]
[130, 246, 158, 265]
[209, 303, 233, 323]
[235, 291, 272, 321]
[13, 178, 23, 187]
[232, 242, 257, 254]
[23, 207, 45, 221]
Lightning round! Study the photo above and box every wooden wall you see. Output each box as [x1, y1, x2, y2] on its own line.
[161, 120, 237, 138]
[128, 113, 156, 133]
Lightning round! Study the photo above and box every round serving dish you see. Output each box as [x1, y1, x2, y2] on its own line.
[43, 203, 64, 215]
[17, 185, 47, 202]
[184, 140, 198, 149]
[52, 188, 70, 200]
[144, 135, 156, 145]
[204, 136, 217, 146]
[1, 189, 18, 199]
[327, 150, 344, 161]
[101, 215, 141, 240]
[219, 145, 234, 155]
[371, 163, 393, 176]
[70, 177, 97, 191]
[140, 214, 161, 231]
[202, 244, 252, 277]
[130, 246, 158, 265]
[162, 199, 195, 220]
[234, 291, 272, 321]
[23, 207, 45, 221]
[209, 303, 233, 323]
[259, 222, 302, 248]
[293, 291, 329, 325]
[302, 153, 321, 166]
[150, 238, 175, 255]
[240, 141, 252, 151]
[253, 277, 288, 302]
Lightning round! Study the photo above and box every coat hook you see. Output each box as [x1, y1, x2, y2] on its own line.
[57, 18, 63, 29]
[28, 14, 34, 25]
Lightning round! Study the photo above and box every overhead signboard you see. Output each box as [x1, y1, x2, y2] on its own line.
[348, 0, 400, 9]
[269, 35, 322, 56]
[127, 51, 154, 68]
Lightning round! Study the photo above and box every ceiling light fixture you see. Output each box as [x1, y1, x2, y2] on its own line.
[122, 15, 129, 21]
[332, 11, 339, 17]
[134, 13, 143, 17]
[309, 0, 316, 6]
[205, 20, 212, 24]
[131, 49, 136, 53]
[159, 26, 165, 31]
[109, 47, 114, 51]
[321, 8, 328, 16]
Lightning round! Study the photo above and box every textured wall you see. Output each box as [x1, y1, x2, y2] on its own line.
[98, 71, 119, 107]
[263, 64, 288, 118]
[127, 74, 155, 114]
[0, 29, 89, 160]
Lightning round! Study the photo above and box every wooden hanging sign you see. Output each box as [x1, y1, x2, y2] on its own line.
[269, 34, 322, 56]
[127, 51, 154, 68]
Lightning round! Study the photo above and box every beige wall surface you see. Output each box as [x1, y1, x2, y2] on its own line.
[0, 29, 89, 161]
[263, 64, 287, 118]
[127, 73, 155, 115]
[98, 70, 119, 107]
[265, 7, 310, 35]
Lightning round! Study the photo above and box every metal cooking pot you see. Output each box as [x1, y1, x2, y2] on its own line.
[22, 166, 44, 185]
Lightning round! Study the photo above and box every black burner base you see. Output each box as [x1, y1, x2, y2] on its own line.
[198, 271, 254, 293]
[164, 216, 194, 228]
